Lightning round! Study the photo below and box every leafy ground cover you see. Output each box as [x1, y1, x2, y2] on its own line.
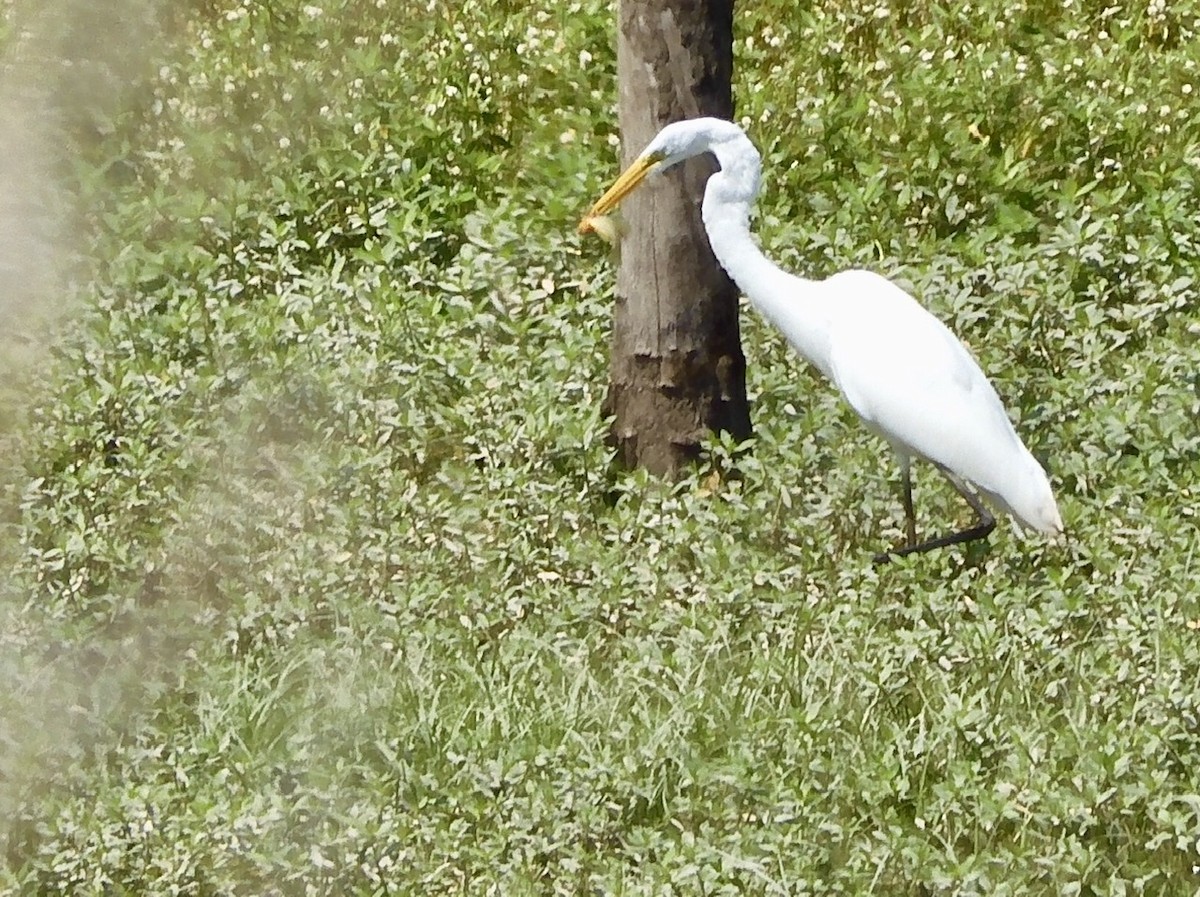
[1, 0, 1199, 893]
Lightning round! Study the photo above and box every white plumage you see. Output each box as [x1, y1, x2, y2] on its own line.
[581, 117, 1062, 560]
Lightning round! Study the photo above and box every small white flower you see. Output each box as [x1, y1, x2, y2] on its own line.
[302, 5, 322, 18]
[278, 136, 291, 150]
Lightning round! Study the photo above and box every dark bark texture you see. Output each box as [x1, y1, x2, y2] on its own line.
[607, 0, 750, 477]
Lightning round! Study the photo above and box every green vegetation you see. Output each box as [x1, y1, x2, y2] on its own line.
[2, 0, 1199, 892]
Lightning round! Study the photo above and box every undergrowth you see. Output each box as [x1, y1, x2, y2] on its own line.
[0, 0, 1198, 894]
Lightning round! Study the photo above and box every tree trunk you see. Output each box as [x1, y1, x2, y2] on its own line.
[607, 0, 750, 477]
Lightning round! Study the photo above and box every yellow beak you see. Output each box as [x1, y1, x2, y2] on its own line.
[577, 153, 662, 235]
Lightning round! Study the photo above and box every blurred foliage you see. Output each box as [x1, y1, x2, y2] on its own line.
[1, 0, 1199, 893]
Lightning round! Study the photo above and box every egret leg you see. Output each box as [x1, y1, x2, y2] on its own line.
[873, 465, 995, 564]
[901, 460, 917, 547]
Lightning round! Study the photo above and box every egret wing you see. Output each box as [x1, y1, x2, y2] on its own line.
[824, 272, 1026, 502]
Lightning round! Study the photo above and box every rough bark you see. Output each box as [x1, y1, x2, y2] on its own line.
[607, 0, 750, 477]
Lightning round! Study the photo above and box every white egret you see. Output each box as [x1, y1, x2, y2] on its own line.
[579, 117, 1063, 562]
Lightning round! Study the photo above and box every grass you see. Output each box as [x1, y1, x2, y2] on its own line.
[1, 0, 1199, 893]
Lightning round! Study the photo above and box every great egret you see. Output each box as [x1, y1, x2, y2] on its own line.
[579, 117, 1063, 562]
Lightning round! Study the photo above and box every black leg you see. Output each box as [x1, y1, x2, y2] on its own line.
[873, 465, 995, 564]
[902, 463, 916, 547]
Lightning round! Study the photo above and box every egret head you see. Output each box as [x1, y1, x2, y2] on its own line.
[578, 117, 745, 234]
[643, 117, 746, 170]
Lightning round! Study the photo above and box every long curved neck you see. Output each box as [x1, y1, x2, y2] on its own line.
[702, 139, 834, 379]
